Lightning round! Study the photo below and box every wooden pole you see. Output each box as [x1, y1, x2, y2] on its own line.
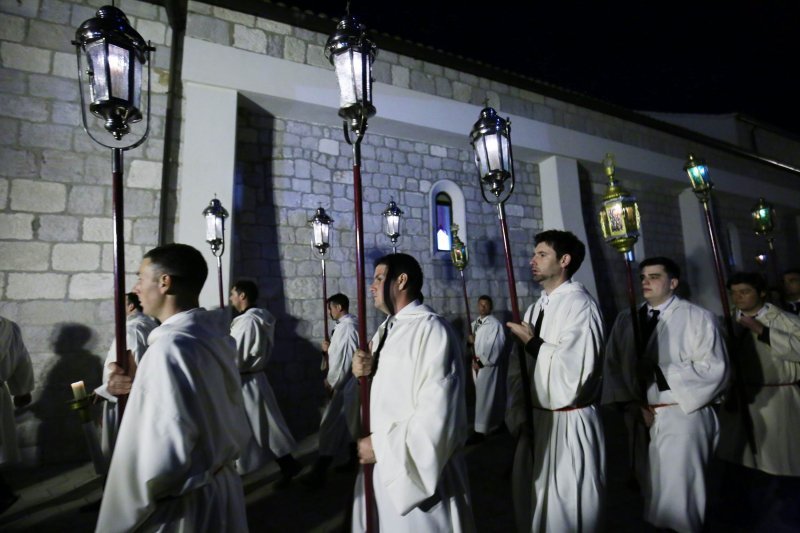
[216, 255, 225, 309]
[322, 258, 330, 368]
[111, 147, 128, 418]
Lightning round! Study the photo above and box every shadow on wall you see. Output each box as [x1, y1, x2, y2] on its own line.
[31, 323, 102, 464]
[231, 96, 325, 442]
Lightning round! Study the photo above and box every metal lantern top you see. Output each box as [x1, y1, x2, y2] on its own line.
[450, 224, 469, 271]
[73, 5, 153, 140]
[684, 153, 713, 201]
[751, 197, 776, 236]
[202, 198, 228, 256]
[598, 153, 640, 255]
[310, 206, 334, 257]
[325, 15, 377, 127]
[382, 199, 403, 243]
[470, 107, 514, 204]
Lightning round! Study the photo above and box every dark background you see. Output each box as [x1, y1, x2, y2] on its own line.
[282, 1, 799, 136]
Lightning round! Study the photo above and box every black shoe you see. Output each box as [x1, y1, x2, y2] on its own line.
[0, 493, 20, 515]
[465, 432, 486, 446]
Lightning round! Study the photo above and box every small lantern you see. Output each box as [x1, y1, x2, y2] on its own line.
[202, 197, 228, 256]
[598, 153, 641, 255]
[73, 5, 152, 140]
[325, 15, 376, 128]
[450, 224, 469, 271]
[383, 199, 403, 250]
[470, 107, 514, 204]
[310, 207, 334, 258]
[751, 197, 776, 236]
[684, 153, 713, 202]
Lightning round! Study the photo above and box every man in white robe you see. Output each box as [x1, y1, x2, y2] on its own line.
[229, 279, 302, 484]
[781, 268, 800, 315]
[304, 293, 359, 488]
[0, 316, 33, 513]
[716, 271, 800, 528]
[352, 253, 475, 532]
[94, 292, 158, 462]
[506, 229, 606, 533]
[466, 295, 506, 440]
[603, 256, 728, 533]
[96, 243, 250, 533]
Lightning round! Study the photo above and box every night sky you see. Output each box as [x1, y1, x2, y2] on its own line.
[285, 1, 800, 136]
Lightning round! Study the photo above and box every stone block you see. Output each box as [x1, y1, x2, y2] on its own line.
[255, 18, 291, 35]
[0, 213, 34, 239]
[101, 243, 146, 273]
[0, 13, 25, 41]
[135, 18, 167, 45]
[52, 243, 101, 271]
[284, 36, 305, 63]
[6, 272, 68, 300]
[28, 20, 75, 51]
[306, 44, 329, 69]
[0, 94, 50, 122]
[0, 0, 38, 18]
[67, 185, 106, 215]
[68, 272, 114, 300]
[50, 100, 81, 126]
[233, 24, 266, 53]
[20, 122, 75, 149]
[40, 149, 85, 183]
[128, 160, 162, 189]
[318, 138, 339, 156]
[20, 299, 100, 326]
[213, 5, 253, 25]
[430, 145, 447, 158]
[37, 214, 80, 242]
[123, 188, 157, 217]
[131, 218, 159, 245]
[11, 180, 67, 213]
[0, 242, 50, 271]
[187, 13, 230, 46]
[40, 0, 71, 24]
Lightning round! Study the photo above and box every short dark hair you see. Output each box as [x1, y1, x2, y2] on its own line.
[143, 243, 208, 296]
[783, 267, 800, 278]
[478, 295, 493, 309]
[534, 230, 586, 278]
[126, 292, 143, 312]
[727, 271, 767, 294]
[375, 253, 424, 314]
[232, 279, 259, 303]
[639, 256, 681, 280]
[327, 293, 349, 311]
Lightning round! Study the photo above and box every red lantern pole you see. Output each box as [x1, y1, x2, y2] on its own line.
[111, 148, 128, 417]
[321, 257, 330, 367]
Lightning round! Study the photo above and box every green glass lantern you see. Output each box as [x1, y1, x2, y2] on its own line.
[450, 224, 468, 270]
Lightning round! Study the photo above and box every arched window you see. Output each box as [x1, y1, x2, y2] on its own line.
[435, 192, 453, 252]
[429, 180, 466, 255]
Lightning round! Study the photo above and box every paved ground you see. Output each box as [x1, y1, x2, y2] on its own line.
[0, 407, 795, 532]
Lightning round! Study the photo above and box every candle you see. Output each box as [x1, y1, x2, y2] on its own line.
[71, 381, 87, 401]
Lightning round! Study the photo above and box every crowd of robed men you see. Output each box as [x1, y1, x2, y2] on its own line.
[1, 232, 799, 532]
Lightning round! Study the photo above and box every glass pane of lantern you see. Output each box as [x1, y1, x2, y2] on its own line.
[333, 50, 368, 108]
[205, 214, 222, 241]
[132, 52, 142, 110]
[604, 202, 625, 235]
[385, 215, 399, 237]
[312, 221, 329, 247]
[108, 43, 130, 102]
[86, 41, 109, 103]
[475, 133, 509, 177]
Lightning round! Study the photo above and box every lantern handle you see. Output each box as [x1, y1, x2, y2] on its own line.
[73, 42, 156, 151]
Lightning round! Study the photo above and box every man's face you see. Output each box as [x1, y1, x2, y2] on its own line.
[530, 242, 564, 285]
[477, 298, 491, 317]
[640, 264, 677, 306]
[328, 303, 344, 321]
[783, 273, 800, 300]
[730, 283, 764, 315]
[133, 258, 165, 319]
[370, 264, 390, 315]
[229, 289, 246, 313]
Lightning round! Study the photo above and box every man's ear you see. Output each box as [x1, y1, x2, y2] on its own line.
[669, 277, 679, 291]
[397, 272, 408, 291]
[159, 273, 173, 294]
[560, 253, 572, 269]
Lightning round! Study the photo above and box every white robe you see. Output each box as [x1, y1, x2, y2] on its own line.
[95, 311, 158, 462]
[319, 313, 359, 457]
[352, 301, 475, 532]
[506, 280, 606, 533]
[231, 307, 297, 474]
[602, 297, 729, 533]
[717, 303, 800, 476]
[96, 308, 250, 533]
[0, 317, 34, 466]
[471, 314, 506, 434]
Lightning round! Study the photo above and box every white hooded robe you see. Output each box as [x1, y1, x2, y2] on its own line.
[471, 314, 506, 434]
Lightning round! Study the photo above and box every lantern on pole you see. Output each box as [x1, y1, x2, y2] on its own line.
[683, 153, 733, 334]
[469, 107, 534, 456]
[73, 5, 154, 419]
[326, 12, 377, 529]
[598, 153, 645, 396]
[751, 197, 779, 284]
[684, 153, 756, 453]
[382, 199, 403, 253]
[310, 207, 334, 369]
[450, 225, 479, 377]
[202, 197, 229, 309]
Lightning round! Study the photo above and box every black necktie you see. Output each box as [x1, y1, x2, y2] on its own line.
[533, 309, 544, 338]
[639, 308, 659, 350]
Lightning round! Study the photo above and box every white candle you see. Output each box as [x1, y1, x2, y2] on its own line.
[71, 381, 87, 401]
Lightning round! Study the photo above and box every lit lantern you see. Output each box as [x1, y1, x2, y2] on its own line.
[684, 153, 712, 202]
[383, 199, 403, 252]
[203, 198, 228, 257]
[598, 153, 641, 257]
[751, 197, 776, 236]
[310, 206, 334, 257]
[450, 224, 469, 271]
[470, 107, 514, 203]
